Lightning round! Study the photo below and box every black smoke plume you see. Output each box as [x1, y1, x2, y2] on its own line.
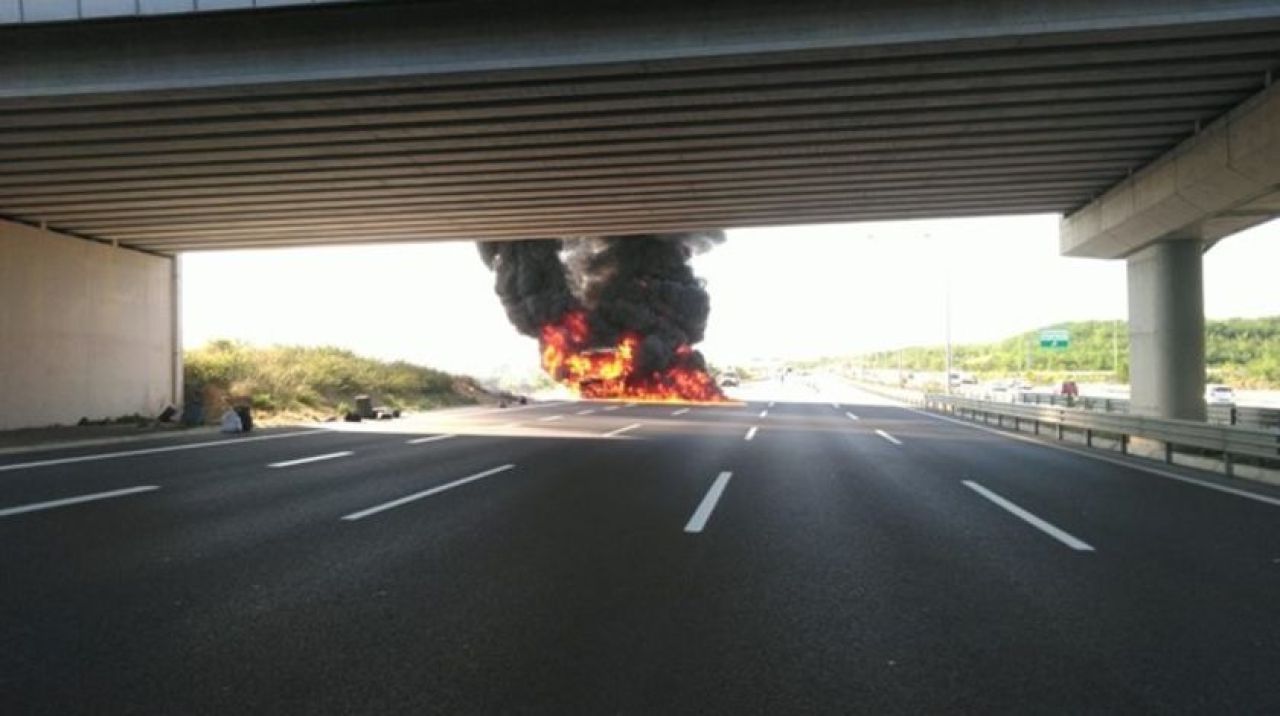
[476, 239, 579, 337]
[477, 231, 724, 377]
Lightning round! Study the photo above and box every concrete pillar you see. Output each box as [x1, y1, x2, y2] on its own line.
[1126, 239, 1205, 421]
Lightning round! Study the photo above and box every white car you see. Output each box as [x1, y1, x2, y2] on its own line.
[1206, 385, 1235, 405]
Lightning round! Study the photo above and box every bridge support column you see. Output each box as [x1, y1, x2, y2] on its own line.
[1126, 238, 1205, 421]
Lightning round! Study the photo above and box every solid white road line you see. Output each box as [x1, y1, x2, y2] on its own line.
[875, 429, 902, 446]
[538, 414, 564, 422]
[672, 407, 690, 416]
[576, 409, 597, 416]
[846, 412, 860, 421]
[406, 434, 456, 445]
[268, 451, 354, 468]
[603, 405, 621, 412]
[0, 485, 160, 517]
[911, 407, 1280, 510]
[685, 471, 733, 533]
[342, 464, 516, 521]
[744, 426, 758, 441]
[963, 480, 1095, 551]
[759, 409, 769, 418]
[604, 423, 643, 437]
[0, 429, 329, 473]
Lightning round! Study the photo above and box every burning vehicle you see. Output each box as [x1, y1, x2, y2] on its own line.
[565, 346, 621, 395]
[478, 232, 726, 402]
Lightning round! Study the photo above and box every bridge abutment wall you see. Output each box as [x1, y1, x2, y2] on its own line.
[0, 219, 179, 430]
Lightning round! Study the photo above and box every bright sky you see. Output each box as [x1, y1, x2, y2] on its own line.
[183, 215, 1280, 376]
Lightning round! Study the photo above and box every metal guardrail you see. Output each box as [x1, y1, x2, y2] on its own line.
[1016, 392, 1131, 413]
[1013, 392, 1280, 431]
[925, 394, 1280, 476]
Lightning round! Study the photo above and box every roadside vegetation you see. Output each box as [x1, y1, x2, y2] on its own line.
[185, 340, 491, 422]
[797, 316, 1280, 388]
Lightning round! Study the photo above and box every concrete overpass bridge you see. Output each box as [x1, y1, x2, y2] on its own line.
[2, 0, 1279, 428]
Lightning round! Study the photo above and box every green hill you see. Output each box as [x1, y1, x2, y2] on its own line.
[184, 340, 491, 422]
[803, 317, 1280, 388]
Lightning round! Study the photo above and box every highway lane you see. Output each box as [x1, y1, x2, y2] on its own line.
[0, 400, 587, 506]
[2, 392, 1279, 714]
[0, 401, 757, 714]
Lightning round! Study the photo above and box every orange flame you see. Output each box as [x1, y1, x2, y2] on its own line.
[540, 311, 725, 402]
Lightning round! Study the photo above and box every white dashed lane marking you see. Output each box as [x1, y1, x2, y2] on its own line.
[342, 465, 516, 521]
[875, 429, 902, 445]
[685, 472, 733, 533]
[268, 451, 353, 468]
[963, 481, 1095, 552]
[0, 485, 160, 517]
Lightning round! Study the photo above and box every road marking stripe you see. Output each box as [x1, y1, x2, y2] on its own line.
[342, 464, 515, 521]
[538, 414, 564, 422]
[0, 485, 160, 517]
[685, 471, 733, 533]
[672, 407, 690, 416]
[745, 426, 758, 441]
[768, 401, 775, 408]
[454, 401, 560, 417]
[605, 423, 643, 437]
[913, 408, 1280, 509]
[406, 434, 456, 445]
[846, 412, 860, 421]
[0, 429, 329, 473]
[832, 402, 840, 409]
[268, 451, 353, 468]
[759, 409, 768, 418]
[625, 402, 637, 408]
[875, 429, 902, 445]
[963, 480, 1095, 551]
[576, 409, 596, 416]
[603, 405, 621, 412]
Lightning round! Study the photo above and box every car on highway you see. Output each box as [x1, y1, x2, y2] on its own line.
[1206, 384, 1236, 404]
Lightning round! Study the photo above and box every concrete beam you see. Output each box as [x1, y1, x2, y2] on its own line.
[3, 0, 1279, 251]
[0, 0, 341, 26]
[1061, 80, 1280, 258]
[4, 0, 1280, 100]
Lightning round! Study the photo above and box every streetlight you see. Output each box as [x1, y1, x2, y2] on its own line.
[932, 231, 953, 394]
[945, 270, 953, 395]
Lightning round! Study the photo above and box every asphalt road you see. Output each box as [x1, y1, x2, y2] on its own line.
[2, 387, 1280, 715]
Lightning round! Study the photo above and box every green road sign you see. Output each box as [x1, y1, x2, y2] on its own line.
[1039, 329, 1069, 349]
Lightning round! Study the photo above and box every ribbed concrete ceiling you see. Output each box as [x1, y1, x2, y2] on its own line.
[2, 1, 1280, 253]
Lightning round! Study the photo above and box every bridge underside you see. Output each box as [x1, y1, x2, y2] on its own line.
[2, 0, 1280, 253]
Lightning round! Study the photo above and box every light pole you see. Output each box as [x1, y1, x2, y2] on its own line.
[1112, 318, 1120, 379]
[934, 230, 952, 395]
[945, 273, 953, 394]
